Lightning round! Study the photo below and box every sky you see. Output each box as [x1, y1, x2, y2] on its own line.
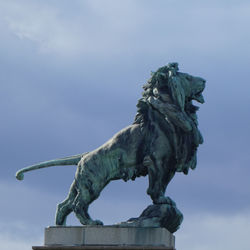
[0, 0, 250, 249]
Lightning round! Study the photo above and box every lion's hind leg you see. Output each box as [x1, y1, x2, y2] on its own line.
[72, 165, 104, 225]
[55, 181, 77, 225]
[72, 190, 103, 225]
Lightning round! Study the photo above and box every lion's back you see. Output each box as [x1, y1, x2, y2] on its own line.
[77, 124, 145, 182]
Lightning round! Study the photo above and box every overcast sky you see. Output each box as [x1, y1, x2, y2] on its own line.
[1, 1, 250, 250]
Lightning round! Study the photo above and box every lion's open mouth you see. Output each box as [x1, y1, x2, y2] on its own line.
[193, 90, 205, 104]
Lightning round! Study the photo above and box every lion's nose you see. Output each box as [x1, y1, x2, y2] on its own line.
[197, 77, 206, 84]
[199, 78, 206, 88]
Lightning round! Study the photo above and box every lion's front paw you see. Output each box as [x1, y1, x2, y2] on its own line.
[153, 196, 176, 206]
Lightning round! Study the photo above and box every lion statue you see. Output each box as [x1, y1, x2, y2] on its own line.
[16, 63, 205, 226]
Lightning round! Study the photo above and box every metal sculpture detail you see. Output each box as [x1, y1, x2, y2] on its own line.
[16, 63, 205, 233]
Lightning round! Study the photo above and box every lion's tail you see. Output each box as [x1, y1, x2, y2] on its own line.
[15, 153, 88, 181]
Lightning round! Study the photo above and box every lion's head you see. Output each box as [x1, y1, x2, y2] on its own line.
[135, 63, 205, 124]
[142, 62, 205, 111]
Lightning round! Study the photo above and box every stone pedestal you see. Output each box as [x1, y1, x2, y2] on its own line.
[33, 247, 175, 250]
[32, 226, 175, 250]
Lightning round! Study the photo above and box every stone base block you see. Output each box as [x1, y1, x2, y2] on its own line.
[33, 246, 175, 250]
[34, 226, 175, 249]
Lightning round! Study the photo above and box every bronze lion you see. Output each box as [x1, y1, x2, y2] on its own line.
[16, 63, 205, 226]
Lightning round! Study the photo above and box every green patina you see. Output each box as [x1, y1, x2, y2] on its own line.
[16, 63, 205, 232]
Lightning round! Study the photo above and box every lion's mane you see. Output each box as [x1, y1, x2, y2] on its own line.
[134, 63, 203, 174]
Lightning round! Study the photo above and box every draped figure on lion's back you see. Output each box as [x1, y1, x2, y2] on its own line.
[16, 62, 206, 233]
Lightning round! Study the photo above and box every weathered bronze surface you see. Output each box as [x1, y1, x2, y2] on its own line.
[16, 63, 205, 232]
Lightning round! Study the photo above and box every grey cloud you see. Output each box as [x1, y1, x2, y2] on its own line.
[176, 212, 250, 250]
[1, 0, 249, 60]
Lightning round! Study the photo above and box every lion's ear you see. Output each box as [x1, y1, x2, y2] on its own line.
[168, 73, 185, 111]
